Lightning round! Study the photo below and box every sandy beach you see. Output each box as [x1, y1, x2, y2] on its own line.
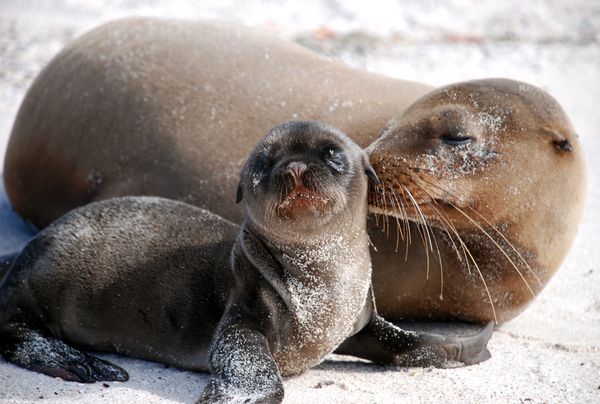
[0, 1, 599, 403]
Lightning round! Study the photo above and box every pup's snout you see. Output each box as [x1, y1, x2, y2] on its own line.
[286, 161, 308, 185]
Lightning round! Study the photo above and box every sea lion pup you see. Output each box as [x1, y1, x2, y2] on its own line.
[367, 79, 587, 323]
[0, 121, 492, 403]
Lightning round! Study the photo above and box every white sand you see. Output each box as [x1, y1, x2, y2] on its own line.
[0, 1, 599, 403]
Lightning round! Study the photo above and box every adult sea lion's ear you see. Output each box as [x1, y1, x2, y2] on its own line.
[363, 155, 380, 185]
[235, 181, 244, 204]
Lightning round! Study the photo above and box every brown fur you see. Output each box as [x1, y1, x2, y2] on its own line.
[3, 19, 586, 323]
[368, 79, 587, 322]
[4, 17, 430, 227]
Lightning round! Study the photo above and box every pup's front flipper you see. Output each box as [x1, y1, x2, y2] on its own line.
[199, 318, 283, 404]
[336, 313, 493, 367]
[0, 322, 128, 382]
[403, 320, 493, 366]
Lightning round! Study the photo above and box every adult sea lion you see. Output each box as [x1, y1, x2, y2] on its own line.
[0, 122, 492, 403]
[3, 18, 586, 323]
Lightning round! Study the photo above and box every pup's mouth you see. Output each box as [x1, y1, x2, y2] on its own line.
[278, 186, 330, 215]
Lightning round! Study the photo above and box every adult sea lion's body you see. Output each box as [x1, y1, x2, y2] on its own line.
[3, 18, 586, 323]
[3, 17, 431, 226]
[0, 122, 492, 402]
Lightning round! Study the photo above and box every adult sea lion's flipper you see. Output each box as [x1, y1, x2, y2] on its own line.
[0, 322, 129, 383]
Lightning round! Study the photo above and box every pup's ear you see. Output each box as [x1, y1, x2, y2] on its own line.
[364, 155, 380, 185]
[235, 181, 244, 204]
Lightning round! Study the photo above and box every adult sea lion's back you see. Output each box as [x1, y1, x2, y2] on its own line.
[3, 17, 431, 227]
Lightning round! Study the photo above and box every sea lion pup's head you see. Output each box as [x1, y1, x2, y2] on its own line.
[367, 79, 586, 319]
[237, 120, 378, 243]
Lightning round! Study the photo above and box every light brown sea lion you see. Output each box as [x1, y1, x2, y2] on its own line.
[2, 18, 586, 324]
[368, 79, 586, 322]
[0, 122, 492, 403]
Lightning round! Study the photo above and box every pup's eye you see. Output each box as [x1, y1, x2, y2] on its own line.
[441, 133, 472, 146]
[321, 143, 341, 155]
[322, 146, 346, 173]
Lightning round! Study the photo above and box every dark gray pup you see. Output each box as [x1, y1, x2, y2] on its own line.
[0, 121, 492, 403]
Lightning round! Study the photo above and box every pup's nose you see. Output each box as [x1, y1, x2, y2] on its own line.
[286, 161, 308, 185]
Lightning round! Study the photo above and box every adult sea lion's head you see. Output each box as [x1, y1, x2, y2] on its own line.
[367, 78, 586, 321]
